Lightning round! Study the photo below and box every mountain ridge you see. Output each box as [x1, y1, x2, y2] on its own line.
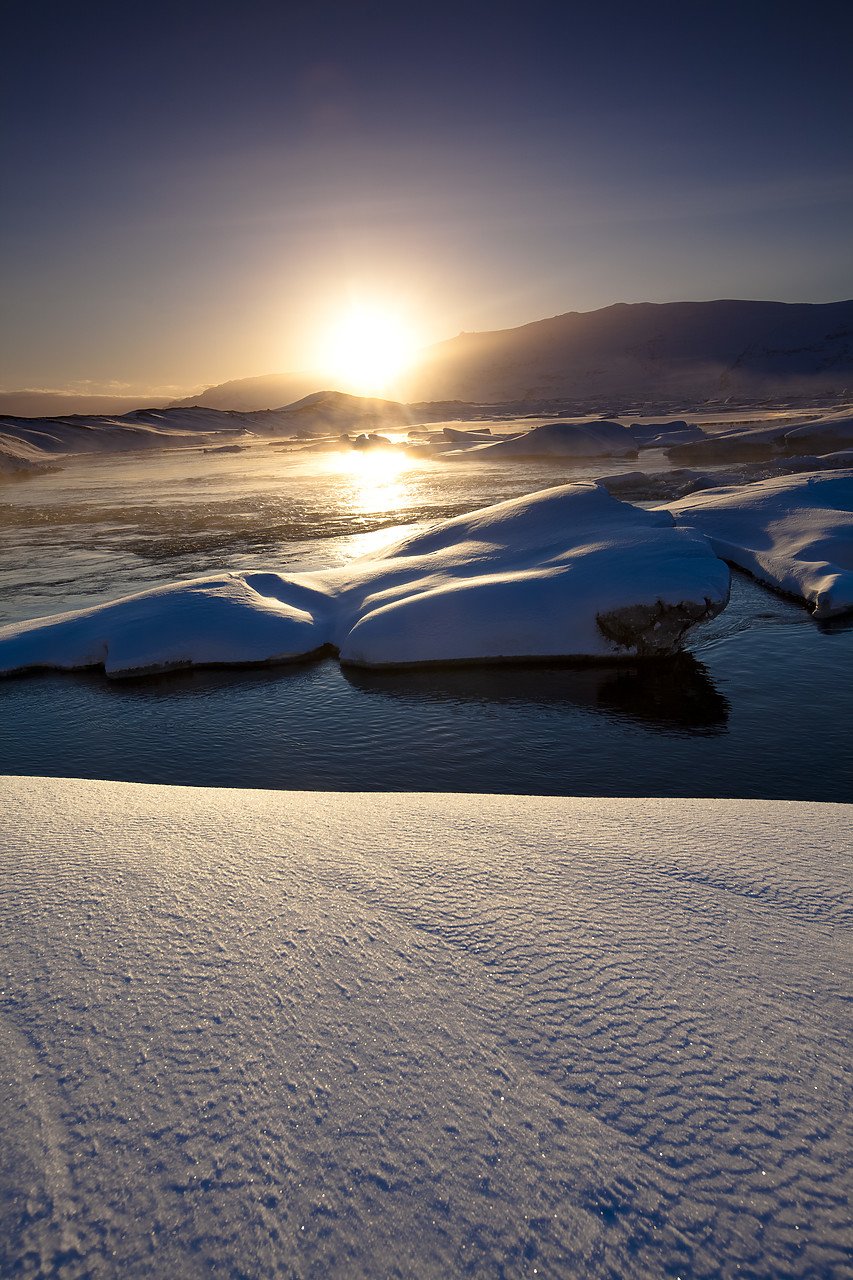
[398, 299, 853, 403]
[171, 299, 853, 412]
[4, 300, 850, 419]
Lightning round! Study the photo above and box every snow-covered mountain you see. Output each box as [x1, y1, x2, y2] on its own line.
[168, 371, 321, 412]
[5, 301, 850, 427]
[172, 299, 853, 410]
[398, 299, 853, 403]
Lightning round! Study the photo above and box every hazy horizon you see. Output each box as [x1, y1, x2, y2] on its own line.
[4, 294, 853, 415]
[3, 0, 852, 401]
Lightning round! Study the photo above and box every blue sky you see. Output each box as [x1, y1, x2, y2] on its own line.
[3, 0, 851, 396]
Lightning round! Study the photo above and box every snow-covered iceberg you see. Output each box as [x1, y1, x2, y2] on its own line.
[0, 483, 730, 676]
[662, 469, 853, 616]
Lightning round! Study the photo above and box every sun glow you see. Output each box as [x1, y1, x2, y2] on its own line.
[317, 303, 417, 394]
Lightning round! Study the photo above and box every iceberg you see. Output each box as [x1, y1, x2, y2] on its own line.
[662, 469, 853, 616]
[0, 483, 730, 676]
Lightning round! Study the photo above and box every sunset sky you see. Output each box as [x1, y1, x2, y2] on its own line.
[2, 0, 852, 400]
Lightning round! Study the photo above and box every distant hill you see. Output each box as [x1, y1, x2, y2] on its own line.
[169, 372, 321, 412]
[8, 301, 848, 421]
[0, 393, 428, 476]
[172, 300, 853, 411]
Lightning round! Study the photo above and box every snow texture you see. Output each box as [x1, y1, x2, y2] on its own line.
[662, 469, 853, 616]
[0, 483, 730, 676]
[1, 778, 851, 1279]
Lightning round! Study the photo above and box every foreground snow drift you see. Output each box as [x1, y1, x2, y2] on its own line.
[0, 484, 730, 676]
[662, 469, 853, 616]
[1, 779, 850, 1279]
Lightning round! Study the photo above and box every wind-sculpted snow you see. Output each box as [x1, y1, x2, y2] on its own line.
[0, 484, 730, 676]
[1, 779, 851, 1279]
[662, 469, 853, 617]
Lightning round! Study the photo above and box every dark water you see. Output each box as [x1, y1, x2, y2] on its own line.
[1, 442, 851, 800]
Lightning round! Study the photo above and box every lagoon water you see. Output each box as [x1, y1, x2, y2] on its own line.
[1, 440, 851, 801]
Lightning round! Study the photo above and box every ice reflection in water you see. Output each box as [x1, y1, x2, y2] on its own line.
[344, 652, 730, 733]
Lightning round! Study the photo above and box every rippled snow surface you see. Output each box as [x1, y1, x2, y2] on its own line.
[1, 781, 851, 1279]
[1, 442, 852, 800]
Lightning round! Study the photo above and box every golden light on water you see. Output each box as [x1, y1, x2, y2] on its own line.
[335, 445, 416, 515]
[316, 302, 417, 393]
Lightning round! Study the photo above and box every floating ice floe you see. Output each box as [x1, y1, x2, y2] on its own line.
[629, 420, 707, 449]
[661, 469, 853, 616]
[665, 409, 853, 467]
[782, 409, 853, 454]
[0, 483, 730, 677]
[443, 419, 638, 458]
[441, 425, 494, 442]
[597, 450, 853, 503]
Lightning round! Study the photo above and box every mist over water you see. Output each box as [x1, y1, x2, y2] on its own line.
[1, 440, 851, 800]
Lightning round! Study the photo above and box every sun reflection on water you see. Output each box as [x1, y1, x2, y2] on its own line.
[334, 447, 416, 515]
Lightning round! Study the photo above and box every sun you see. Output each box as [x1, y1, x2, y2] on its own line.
[317, 302, 416, 394]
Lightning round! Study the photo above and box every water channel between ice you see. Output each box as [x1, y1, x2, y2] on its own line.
[1, 440, 851, 801]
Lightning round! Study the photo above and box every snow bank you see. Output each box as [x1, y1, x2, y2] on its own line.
[0, 484, 730, 676]
[2, 778, 850, 1279]
[662, 469, 853, 616]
